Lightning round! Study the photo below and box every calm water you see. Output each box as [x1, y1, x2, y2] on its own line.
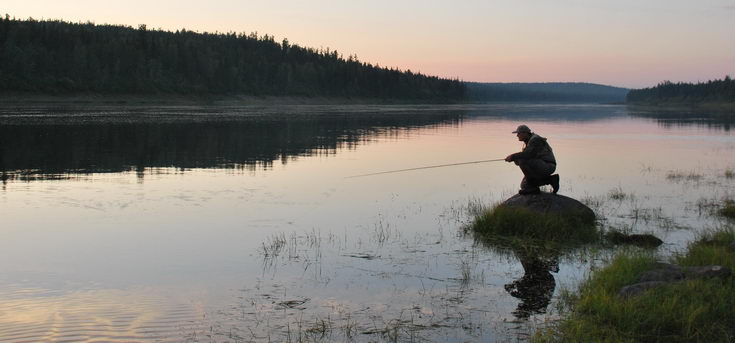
[1, 104, 733, 342]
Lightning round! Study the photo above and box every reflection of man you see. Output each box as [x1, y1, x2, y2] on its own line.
[504, 125, 559, 195]
[504, 251, 558, 319]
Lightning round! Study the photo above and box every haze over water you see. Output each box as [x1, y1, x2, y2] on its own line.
[1, 104, 734, 342]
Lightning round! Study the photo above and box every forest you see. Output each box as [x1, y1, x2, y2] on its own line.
[626, 77, 735, 105]
[465, 82, 628, 103]
[0, 17, 465, 101]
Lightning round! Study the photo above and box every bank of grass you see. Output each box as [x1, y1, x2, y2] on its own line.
[535, 229, 735, 342]
[469, 205, 599, 244]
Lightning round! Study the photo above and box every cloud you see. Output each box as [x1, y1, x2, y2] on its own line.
[722, 5, 735, 10]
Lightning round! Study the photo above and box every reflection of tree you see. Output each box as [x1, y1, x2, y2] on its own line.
[504, 246, 558, 319]
[0, 110, 462, 180]
[628, 107, 733, 132]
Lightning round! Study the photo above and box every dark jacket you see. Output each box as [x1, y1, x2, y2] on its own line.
[510, 133, 556, 164]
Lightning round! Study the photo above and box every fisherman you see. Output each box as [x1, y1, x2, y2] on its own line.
[505, 125, 560, 195]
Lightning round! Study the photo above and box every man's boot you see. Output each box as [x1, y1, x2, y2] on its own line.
[519, 177, 541, 195]
[550, 174, 560, 194]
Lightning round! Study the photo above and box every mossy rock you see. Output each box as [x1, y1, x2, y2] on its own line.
[501, 193, 596, 223]
[470, 193, 598, 244]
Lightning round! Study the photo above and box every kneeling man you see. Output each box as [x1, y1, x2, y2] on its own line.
[505, 125, 560, 195]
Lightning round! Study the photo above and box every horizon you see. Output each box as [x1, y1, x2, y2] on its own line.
[3, 0, 733, 89]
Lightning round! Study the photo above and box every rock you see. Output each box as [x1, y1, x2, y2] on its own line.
[606, 231, 663, 247]
[501, 192, 595, 223]
[619, 264, 732, 299]
[619, 281, 668, 298]
[682, 265, 732, 279]
[636, 267, 685, 283]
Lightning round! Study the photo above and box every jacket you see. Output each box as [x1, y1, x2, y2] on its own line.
[510, 133, 556, 164]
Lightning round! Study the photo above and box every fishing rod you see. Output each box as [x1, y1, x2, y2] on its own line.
[346, 158, 505, 178]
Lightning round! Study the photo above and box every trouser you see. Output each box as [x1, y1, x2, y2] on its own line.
[516, 159, 556, 189]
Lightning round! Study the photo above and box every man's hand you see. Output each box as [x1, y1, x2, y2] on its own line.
[505, 155, 513, 162]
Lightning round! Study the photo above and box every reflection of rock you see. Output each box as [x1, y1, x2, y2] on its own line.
[618, 263, 732, 298]
[505, 250, 558, 318]
[501, 193, 595, 223]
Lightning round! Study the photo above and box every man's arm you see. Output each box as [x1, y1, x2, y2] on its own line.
[507, 139, 543, 161]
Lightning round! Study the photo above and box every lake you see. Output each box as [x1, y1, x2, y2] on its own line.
[1, 103, 733, 342]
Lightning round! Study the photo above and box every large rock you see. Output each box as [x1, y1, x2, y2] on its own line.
[619, 281, 669, 298]
[618, 264, 732, 298]
[501, 192, 595, 222]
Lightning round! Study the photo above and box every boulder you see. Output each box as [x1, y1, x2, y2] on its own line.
[636, 267, 685, 283]
[619, 264, 731, 298]
[682, 265, 732, 279]
[619, 281, 668, 298]
[501, 192, 595, 223]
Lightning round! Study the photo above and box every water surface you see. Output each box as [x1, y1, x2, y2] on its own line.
[1, 104, 733, 342]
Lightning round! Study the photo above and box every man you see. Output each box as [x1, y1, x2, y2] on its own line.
[504, 125, 560, 195]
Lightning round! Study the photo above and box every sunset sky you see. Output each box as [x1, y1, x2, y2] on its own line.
[4, 0, 734, 88]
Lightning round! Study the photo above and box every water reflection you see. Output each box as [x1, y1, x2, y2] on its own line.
[0, 109, 463, 181]
[627, 106, 735, 132]
[504, 247, 559, 319]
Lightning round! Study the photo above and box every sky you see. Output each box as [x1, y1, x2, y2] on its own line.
[3, 0, 734, 88]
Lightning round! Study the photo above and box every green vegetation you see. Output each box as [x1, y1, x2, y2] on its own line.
[465, 82, 629, 103]
[469, 205, 599, 244]
[0, 16, 464, 100]
[719, 201, 735, 219]
[627, 77, 735, 109]
[536, 229, 735, 342]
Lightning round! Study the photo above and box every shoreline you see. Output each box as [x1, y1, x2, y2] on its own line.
[0, 93, 465, 106]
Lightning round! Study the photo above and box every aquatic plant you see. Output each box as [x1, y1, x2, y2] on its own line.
[666, 170, 704, 182]
[719, 200, 735, 219]
[535, 229, 735, 342]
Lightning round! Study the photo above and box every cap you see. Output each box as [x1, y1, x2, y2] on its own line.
[512, 125, 531, 134]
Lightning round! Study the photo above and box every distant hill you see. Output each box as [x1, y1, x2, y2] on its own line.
[465, 82, 629, 103]
[0, 17, 465, 101]
[626, 77, 735, 108]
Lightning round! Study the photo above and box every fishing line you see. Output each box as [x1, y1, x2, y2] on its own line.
[346, 158, 505, 178]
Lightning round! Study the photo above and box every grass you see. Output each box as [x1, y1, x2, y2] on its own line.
[719, 200, 735, 219]
[468, 204, 599, 244]
[535, 229, 735, 342]
[608, 186, 631, 201]
[666, 170, 704, 182]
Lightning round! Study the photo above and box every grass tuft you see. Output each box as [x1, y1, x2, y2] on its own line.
[535, 229, 735, 342]
[666, 170, 704, 182]
[718, 200, 735, 219]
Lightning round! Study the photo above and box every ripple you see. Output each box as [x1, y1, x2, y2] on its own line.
[0, 286, 207, 343]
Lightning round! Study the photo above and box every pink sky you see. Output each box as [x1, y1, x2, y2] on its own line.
[4, 0, 734, 88]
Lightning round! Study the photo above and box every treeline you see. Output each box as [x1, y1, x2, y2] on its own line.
[465, 82, 628, 103]
[0, 16, 465, 100]
[627, 77, 735, 104]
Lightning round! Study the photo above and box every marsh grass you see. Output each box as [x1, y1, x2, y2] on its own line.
[719, 200, 735, 219]
[666, 170, 704, 182]
[607, 186, 631, 201]
[469, 204, 599, 244]
[535, 229, 735, 342]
